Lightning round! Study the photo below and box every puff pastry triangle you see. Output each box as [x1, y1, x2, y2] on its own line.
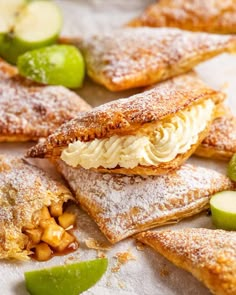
[57, 161, 234, 243]
[136, 228, 236, 295]
[27, 72, 225, 176]
[68, 27, 236, 91]
[0, 59, 91, 142]
[128, 0, 236, 34]
[195, 111, 236, 160]
[0, 154, 75, 260]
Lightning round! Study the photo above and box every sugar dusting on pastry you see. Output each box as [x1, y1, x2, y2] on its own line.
[58, 161, 234, 243]
[136, 228, 236, 294]
[61, 99, 214, 169]
[0, 59, 90, 141]
[82, 27, 236, 91]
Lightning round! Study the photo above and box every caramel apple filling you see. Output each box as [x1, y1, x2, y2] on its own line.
[23, 202, 78, 261]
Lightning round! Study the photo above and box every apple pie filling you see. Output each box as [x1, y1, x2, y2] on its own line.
[23, 202, 78, 261]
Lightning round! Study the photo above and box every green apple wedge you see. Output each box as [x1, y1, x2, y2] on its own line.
[210, 191, 236, 230]
[25, 258, 108, 295]
[228, 153, 236, 182]
[0, 0, 62, 64]
[18, 45, 85, 88]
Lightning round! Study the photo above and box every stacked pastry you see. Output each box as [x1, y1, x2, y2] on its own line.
[27, 70, 235, 242]
[1, 3, 236, 293]
[27, 18, 236, 294]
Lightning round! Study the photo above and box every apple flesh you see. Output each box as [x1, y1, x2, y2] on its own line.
[0, 0, 62, 64]
[210, 191, 236, 230]
[24, 258, 108, 295]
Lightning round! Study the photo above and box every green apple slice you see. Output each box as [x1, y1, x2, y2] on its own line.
[17, 45, 85, 88]
[227, 154, 236, 182]
[0, 0, 62, 64]
[25, 258, 108, 295]
[210, 191, 236, 230]
[0, 0, 26, 33]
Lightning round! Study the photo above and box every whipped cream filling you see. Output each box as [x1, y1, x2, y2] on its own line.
[61, 99, 215, 169]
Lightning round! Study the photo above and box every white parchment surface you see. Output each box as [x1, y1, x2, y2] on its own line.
[0, 1, 236, 294]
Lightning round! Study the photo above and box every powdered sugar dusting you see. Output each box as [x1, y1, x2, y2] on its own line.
[58, 161, 234, 243]
[82, 27, 236, 90]
[138, 228, 236, 294]
[201, 114, 236, 152]
[0, 154, 72, 259]
[0, 60, 91, 140]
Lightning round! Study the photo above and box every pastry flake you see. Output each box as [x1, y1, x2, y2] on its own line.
[136, 228, 236, 295]
[0, 58, 91, 142]
[27, 72, 225, 176]
[195, 112, 236, 160]
[76, 27, 236, 91]
[57, 161, 234, 243]
[0, 154, 77, 260]
[128, 0, 236, 34]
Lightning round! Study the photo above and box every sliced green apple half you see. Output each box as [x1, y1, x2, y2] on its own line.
[25, 258, 108, 295]
[0, 0, 62, 64]
[210, 191, 236, 230]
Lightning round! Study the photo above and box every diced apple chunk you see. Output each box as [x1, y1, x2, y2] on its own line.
[41, 223, 65, 248]
[39, 217, 57, 229]
[49, 201, 63, 217]
[55, 232, 75, 252]
[58, 212, 76, 229]
[25, 228, 43, 245]
[40, 206, 51, 220]
[35, 243, 52, 261]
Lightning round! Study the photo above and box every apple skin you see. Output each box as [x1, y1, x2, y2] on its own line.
[210, 191, 236, 231]
[0, 33, 59, 65]
[17, 45, 85, 89]
[24, 258, 108, 295]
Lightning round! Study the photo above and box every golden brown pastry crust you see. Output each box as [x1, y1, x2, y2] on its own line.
[78, 27, 236, 91]
[27, 72, 225, 161]
[128, 0, 236, 34]
[57, 161, 234, 243]
[195, 113, 236, 160]
[136, 228, 236, 295]
[0, 59, 91, 142]
[0, 154, 73, 260]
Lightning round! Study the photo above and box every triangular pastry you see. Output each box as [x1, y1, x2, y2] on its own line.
[195, 112, 236, 160]
[27, 72, 224, 176]
[0, 154, 76, 260]
[128, 0, 236, 34]
[0, 59, 91, 142]
[68, 27, 236, 91]
[136, 228, 236, 295]
[57, 161, 234, 243]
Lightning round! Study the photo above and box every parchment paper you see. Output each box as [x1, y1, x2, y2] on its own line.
[0, 1, 236, 294]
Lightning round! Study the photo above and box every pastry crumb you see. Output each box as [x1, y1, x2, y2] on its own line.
[97, 250, 107, 258]
[136, 241, 145, 251]
[85, 238, 111, 251]
[160, 265, 170, 277]
[112, 249, 136, 272]
[118, 280, 125, 289]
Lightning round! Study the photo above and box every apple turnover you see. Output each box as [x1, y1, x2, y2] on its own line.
[136, 228, 236, 295]
[0, 58, 91, 142]
[57, 161, 234, 243]
[195, 111, 236, 160]
[0, 155, 78, 261]
[67, 27, 236, 91]
[128, 0, 236, 34]
[28, 72, 224, 176]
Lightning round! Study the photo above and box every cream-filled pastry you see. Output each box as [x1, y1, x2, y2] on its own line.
[62, 99, 214, 170]
[27, 72, 224, 176]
